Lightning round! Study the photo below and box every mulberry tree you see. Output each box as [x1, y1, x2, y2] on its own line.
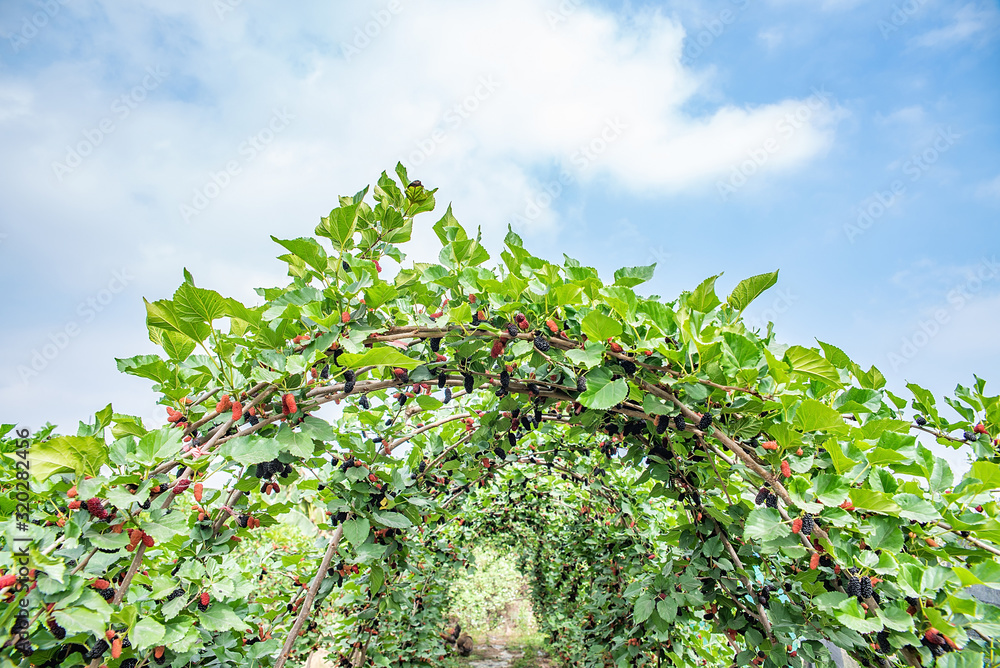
[2, 165, 1000, 668]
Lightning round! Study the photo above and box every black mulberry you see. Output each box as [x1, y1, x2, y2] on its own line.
[801, 514, 814, 535]
[321, 364, 330, 379]
[121, 659, 138, 668]
[576, 376, 586, 392]
[506, 323, 519, 338]
[100, 587, 115, 601]
[534, 334, 550, 353]
[846, 576, 860, 598]
[656, 417, 668, 434]
[964, 431, 976, 441]
[46, 618, 66, 640]
[754, 487, 769, 505]
[463, 374, 474, 394]
[876, 630, 890, 654]
[698, 413, 712, 430]
[430, 337, 441, 352]
[859, 576, 872, 600]
[765, 493, 778, 509]
[508, 432, 516, 448]
[674, 415, 685, 431]
[86, 640, 109, 659]
[444, 388, 452, 404]
[915, 415, 926, 426]
[500, 370, 510, 390]
[359, 395, 370, 410]
[620, 359, 636, 375]
[237, 514, 249, 528]
[438, 373, 447, 389]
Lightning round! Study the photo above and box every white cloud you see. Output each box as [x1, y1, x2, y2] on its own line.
[0, 0, 844, 430]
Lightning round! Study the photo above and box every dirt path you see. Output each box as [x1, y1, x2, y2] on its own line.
[455, 636, 554, 668]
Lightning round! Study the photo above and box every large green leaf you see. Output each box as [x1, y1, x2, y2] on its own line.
[580, 310, 622, 343]
[784, 346, 844, 388]
[613, 264, 656, 288]
[29, 435, 107, 482]
[745, 508, 790, 542]
[688, 275, 721, 313]
[578, 368, 628, 410]
[271, 236, 328, 273]
[198, 603, 245, 632]
[727, 270, 779, 314]
[343, 518, 371, 546]
[338, 347, 421, 370]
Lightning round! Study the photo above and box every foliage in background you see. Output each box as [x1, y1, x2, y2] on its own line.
[446, 548, 535, 636]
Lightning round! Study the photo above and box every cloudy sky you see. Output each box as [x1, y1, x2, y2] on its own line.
[1, 0, 998, 451]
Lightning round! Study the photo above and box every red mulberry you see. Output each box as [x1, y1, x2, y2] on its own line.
[198, 592, 210, 611]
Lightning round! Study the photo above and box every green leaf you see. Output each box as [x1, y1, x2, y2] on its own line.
[937, 651, 985, 668]
[198, 603, 245, 632]
[613, 264, 656, 287]
[894, 493, 941, 522]
[369, 564, 385, 594]
[565, 341, 606, 369]
[173, 282, 227, 324]
[29, 435, 107, 482]
[876, 603, 914, 632]
[835, 598, 882, 633]
[131, 616, 166, 650]
[813, 475, 850, 506]
[745, 508, 790, 542]
[274, 427, 316, 459]
[135, 428, 184, 467]
[784, 346, 844, 388]
[318, 203, 359, 250]
[634, 596, 654, 623]
[849, 489, 900, 515]
[578, 368, 628, 410]
[338, 348, 420, 370]
[364, 283, 398, 310]
[727, 270, 779, 314]
[343, 518, 371, 546]
[688, 274, 721, 312]
[371, 511, 412, 529]
[793, 399, 848, 433]
[271, 236, 328, 273]
[220, 435, 281, 466]
[580, 310, 622, 343]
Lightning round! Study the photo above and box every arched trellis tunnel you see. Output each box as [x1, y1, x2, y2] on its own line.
[3, 167, 999, 668]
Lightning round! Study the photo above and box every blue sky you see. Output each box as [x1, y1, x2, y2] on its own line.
[0, 0, 997, 449]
